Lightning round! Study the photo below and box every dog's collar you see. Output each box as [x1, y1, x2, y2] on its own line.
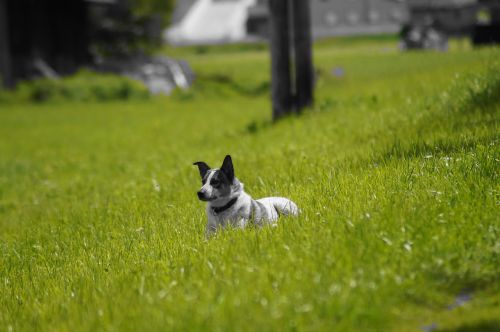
[211, 197, 238, 215]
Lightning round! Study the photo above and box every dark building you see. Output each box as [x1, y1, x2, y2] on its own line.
[402, 0, 500, 47]
[0, 0, 166, 89]
[0, 0, 101, 88]
[473, 0, 500, 44]
[247, 0, 408, 39]
[406, 0, 477, 36]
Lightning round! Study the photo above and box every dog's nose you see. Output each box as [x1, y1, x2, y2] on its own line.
[197, 191, 204, 199]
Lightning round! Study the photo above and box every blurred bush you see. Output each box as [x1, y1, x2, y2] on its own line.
[442, 60, 500, 114]
[129, 0, 175, 25]
[88, 0, 175, 57]
[0, 70, 150, 104]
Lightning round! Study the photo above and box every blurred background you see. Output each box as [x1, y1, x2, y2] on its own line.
[1, 0, 499, 97]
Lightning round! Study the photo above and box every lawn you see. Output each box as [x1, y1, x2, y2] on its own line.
[0, 36, 499, 331]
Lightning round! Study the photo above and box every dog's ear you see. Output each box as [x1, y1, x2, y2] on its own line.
[193, 161, 210, 180]
[220, 155, 234, 183]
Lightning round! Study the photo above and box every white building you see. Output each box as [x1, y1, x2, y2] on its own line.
[166, 0, 408, 45]
[165, 0, 257, 45]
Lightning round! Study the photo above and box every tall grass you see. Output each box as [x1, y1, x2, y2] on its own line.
[0, 39, 499, 331]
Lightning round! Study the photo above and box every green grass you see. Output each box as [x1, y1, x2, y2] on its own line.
[0, 37, 499, 331]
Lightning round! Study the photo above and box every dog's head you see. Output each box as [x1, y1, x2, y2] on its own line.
[193, 155, 235, 203]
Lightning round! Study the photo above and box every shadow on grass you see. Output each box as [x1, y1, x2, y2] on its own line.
[171, 73, 270, 102]
[437, 320, 500, 332]
[198, 73, 270, 97]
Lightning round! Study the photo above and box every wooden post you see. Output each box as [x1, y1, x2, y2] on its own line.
[268, 0, 292, 121]
[292, 0, 314, 110]
[0, 0, 13, 89]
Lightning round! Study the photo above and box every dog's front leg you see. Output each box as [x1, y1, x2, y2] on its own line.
[205, 222, 217, 238]
[235, 218, 248, 229]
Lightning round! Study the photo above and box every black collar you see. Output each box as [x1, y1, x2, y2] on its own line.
[211, 197, 238, 214]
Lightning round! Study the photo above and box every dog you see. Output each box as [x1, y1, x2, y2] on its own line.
[194, 155, 299, 236]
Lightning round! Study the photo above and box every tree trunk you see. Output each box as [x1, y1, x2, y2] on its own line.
[0, 0, 13, 88]
[268, 0, 292, 121]
[292, 0, 313, 110]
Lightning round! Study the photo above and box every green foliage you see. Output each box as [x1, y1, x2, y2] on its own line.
[444, 62, 500, 114]
[0, 69, 149, 104]
[129, 0, 176, 25]
[0, 39, 499, 331]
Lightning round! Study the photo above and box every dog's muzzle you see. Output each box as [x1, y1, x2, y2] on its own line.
[198, 190, 217, 201]
[197, 191, 211, 201]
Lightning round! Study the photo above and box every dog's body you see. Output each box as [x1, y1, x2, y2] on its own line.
[194, 155, 299, 236]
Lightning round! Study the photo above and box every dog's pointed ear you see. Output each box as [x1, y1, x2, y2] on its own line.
[193, 161, 210, 180]
[220, 155, 234, 183]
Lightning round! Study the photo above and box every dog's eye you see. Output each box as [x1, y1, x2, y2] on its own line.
[211, 179, 220, 187]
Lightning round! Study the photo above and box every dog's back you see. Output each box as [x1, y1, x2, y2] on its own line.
[252, 197, 299, 225]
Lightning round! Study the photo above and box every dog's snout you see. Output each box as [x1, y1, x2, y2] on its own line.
[197, 190, 213, 201]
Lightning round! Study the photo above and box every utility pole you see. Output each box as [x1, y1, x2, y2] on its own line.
[269, 0, 292, 121]
[0, 0, 14, 89]
[268, 0, 314, 121]
[292, 0, 313, 110]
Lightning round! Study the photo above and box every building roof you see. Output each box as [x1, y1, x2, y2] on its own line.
[406, 0, 477, 8]
[171, 0, 199, 24]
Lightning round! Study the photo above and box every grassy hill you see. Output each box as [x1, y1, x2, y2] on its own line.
[0, 37, 499, 331]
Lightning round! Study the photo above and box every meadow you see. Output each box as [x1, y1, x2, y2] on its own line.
[0, 36, 499, 331]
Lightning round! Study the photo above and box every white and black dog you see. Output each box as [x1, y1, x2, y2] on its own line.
[194, 155, 299, 236]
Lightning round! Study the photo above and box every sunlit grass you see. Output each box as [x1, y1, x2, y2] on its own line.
[0, 38, 499, 331]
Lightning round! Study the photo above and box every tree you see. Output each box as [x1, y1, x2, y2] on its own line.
[268, 0, 292, 121]
[0, 0, 13, 88]
[89, 0, 176, 57]
[292, 0, 314, 111]
[268, 0, 314, 121]
[129, 0, 175, 25]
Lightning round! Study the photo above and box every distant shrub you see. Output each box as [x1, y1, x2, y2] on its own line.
[443, 60, 500, 114]
[0, 69, 150, 104]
